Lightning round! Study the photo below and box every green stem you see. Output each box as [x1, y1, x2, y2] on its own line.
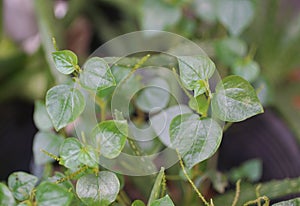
[176, 150, 211, 206]
[95, 96, 107, 121]
[223, 122, 233, 132]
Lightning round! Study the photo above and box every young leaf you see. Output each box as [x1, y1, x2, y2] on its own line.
[33, 100, 53, 131]
[76, 171, 120, 206]
[92, 120, 128, 159]
[177, 56, 215, 97]
[188, 94, 210, 116]
[150, 195, 175, 206]
[273, 198, 300, 205]
[59, 138, 82, 169]
[148, 168, 165, 206]
[0, 183, 16, 206]
[52, 50, 78, 74]
[132, 200, 146, 206]
[232, 59, 260, 82]
[79, 57, 116, 91]
[211, 75, 264, 122]
[216, 0, 254, 36]
[170, 115, 223, 168]
[136, 78, 170, 113]
[8, 172, 38, 201]
[33, 132, 64, 165]
[36, 182, 73, 206]
[46, 85, 85, 131]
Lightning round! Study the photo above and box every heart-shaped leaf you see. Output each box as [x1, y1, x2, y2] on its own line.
[216, 0, 254, 36]
[79, 57, 116, 91]
[36, 182, 73, 206]
[33, 132, 64, 165]
[52, 50, 78, 74]
[92, 120, 128, 159]
[177, 56, 215, 97]
[59, 138, 98, 169]
[8, 172, 38, 201]
[211, 75, 264, 122]
[59, 138, 82, 169]
[46, 84, 85, 131]
[170, 114, 223, 168]
[150, 105, 192, 146]
[76, 171, 120, 206]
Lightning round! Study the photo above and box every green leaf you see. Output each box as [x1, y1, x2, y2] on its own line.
[177, 56, 215, 96]
[148, 168, 165, 206]
[79, 57, 116, 91]
[141, 0, 181, 30]
[150, 105, 192, 146]
[132, 200, 146, 206]
[211, 75, 264, 122]
[36, 182, 73, 206]
[228, 159, 262, 183]
[46, 84, 85, 131]
[76, 171, 120, 206]
[52, 50, 78, 74]
[170, 115, 223, 168]
[188, 94, 210, 116]
[8, 172, 38, 201]
[33, 100, 53, 131]
[0, 183, 16, 206]
[33, 132, 64, 165]
[232, 59, 260, 82]
[216, 0, 254, 36]
[92, 120, 128, 159]
[214, 38, 247, 66]
[78, 145, 99, 168]
[150, 195, 175, 206]
[136, 78, 170, 113]
[59, 138, 82, 169]
[273, 198, 300, 206]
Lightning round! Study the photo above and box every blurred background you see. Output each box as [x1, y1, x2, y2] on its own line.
[0, 0, 300, 198]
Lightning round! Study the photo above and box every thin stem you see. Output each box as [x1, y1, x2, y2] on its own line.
[120, 190, 131, 205]
[243, 196, 270, 206]
[95, 96, 107, 121]
[52, 37, 58, 51]
[176, 150, 210, 206]
[119, 54, 151, 86]
[256, 184, 262, 206]
[231, 179, 241, 206]
[223, 122, 233, 132]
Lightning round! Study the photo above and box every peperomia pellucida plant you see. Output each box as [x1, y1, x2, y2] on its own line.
[1, 32, 275, 206]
